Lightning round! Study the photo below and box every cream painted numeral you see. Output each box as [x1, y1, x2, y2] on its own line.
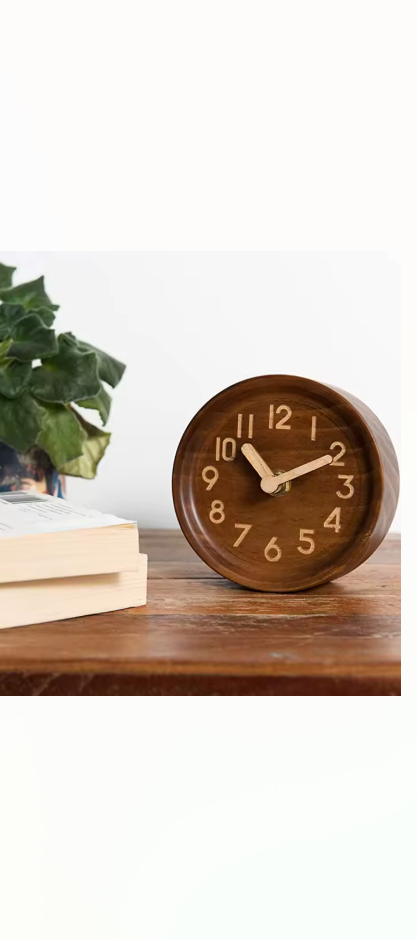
[233, 523, 252, 547]
[298, 529, 315, 554]
[324, 507, 341, 532]
[311, 416, 317, 441]
[237, 414, 254, 439]
[202, 466, 219, 491]
[269, 404, 292, 430]
[336, 475, 354, 499]
[209, 500, 225, 524]
[330, 441, 346, 466]
[215, 437, 237, 461]
[264, 537, 282, 562]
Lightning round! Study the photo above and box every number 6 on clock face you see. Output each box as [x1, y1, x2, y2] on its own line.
[264, 537, 282, 561]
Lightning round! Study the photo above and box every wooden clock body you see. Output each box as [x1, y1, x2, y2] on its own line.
[172, 376, 399, 592]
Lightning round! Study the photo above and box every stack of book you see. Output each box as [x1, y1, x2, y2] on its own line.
[0, 492, 147, 629]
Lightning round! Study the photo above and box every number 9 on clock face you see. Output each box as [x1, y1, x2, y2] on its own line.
[172, 375, 399, 591]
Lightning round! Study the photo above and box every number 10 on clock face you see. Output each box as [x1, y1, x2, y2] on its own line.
[173, 376, 399, 591]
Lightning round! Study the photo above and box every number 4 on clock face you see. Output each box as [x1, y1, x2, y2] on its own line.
[324, 508, 341, 532]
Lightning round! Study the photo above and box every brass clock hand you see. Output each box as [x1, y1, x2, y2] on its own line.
[241, 443, 274, 479]
[261, 454, 333, 494]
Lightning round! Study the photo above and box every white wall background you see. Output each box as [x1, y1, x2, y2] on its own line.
[0, 252, 400, 529]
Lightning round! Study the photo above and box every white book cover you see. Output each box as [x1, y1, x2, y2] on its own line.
[0, 491, 134, 538]
[0, 493, 144, 584]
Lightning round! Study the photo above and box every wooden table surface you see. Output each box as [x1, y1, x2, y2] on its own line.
[0, 530, 400, 696]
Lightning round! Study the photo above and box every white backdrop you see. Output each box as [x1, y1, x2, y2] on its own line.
[0, 251, 400, 529]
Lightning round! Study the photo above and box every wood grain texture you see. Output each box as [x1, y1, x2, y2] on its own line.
[333, 385, 400, 567]
[0, 529, 400, 696]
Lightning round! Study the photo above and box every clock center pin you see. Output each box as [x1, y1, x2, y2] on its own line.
[270, 471, 291, 497]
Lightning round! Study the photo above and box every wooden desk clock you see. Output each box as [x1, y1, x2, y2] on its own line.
[172, 375, 399, 592]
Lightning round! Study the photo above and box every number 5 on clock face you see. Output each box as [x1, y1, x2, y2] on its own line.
[298, 529, 315, 554]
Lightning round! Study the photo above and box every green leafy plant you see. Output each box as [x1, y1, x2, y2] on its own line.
[0, 262, 125, 479]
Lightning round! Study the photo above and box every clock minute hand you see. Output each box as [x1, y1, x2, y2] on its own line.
[261, 454, 333, 494]
[241, 443, 274, 479]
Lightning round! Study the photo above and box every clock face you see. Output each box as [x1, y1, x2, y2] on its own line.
[173, 376, 385, 591]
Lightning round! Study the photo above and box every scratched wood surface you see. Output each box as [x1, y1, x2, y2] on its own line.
[0, 530, 400, 696]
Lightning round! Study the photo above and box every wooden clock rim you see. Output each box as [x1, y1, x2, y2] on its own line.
[172, 374, 387, 592]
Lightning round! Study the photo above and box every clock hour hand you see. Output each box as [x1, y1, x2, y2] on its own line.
[261, 454, 333, 494]
[241, 443, 274, 479]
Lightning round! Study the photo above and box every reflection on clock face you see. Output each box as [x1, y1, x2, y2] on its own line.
[175, 378, 379, 591]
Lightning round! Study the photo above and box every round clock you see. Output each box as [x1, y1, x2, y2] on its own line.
[172, 376, 399, 592]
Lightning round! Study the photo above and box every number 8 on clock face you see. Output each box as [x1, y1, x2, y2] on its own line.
[172, 375, 399, 591]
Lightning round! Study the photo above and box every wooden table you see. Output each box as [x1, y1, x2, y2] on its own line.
[0, 530, 400, 696]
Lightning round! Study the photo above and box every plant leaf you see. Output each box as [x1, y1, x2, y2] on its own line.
[0, 360, 32, 399]
[89, 344, 125, 387]
[0, 263, 16, 290]
[59, 415, 111, 479]
[31, 333, 101, 404]
[0, 303, 55, 343]
[36, 403, 86, 469]
[76, 383, 112, 424]
[0, 338, 12, 361]
[68, 334, 125, 388]
[0, 389, 46, 451]
[8, 313, 58, 362]
[0, 304, 25, 341]
[28, 305, 56, 327]
[0, 276, 59, 311]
